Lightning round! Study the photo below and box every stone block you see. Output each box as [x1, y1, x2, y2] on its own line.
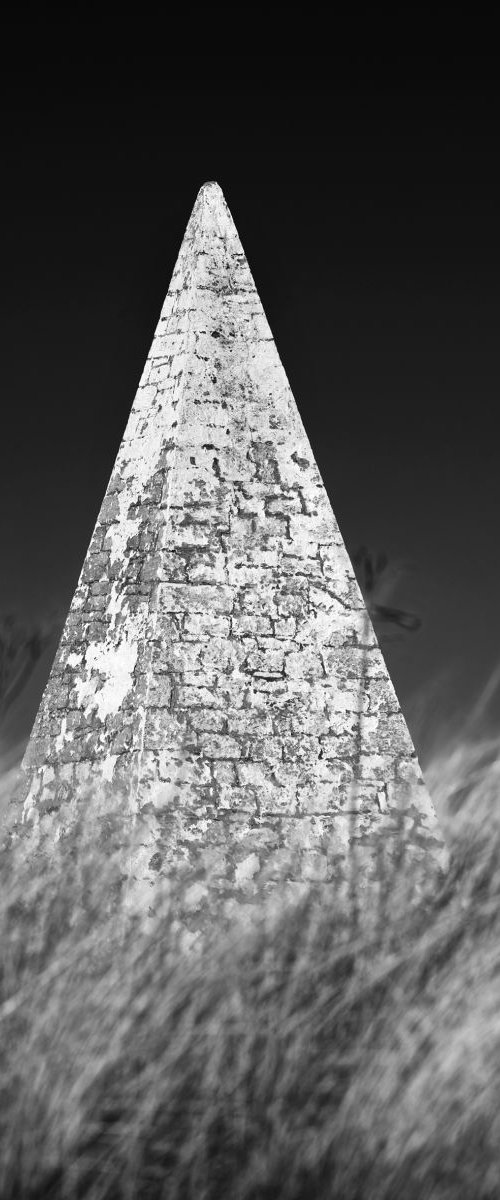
[244, 647, 285, 677]
[158, 582, 233, 614]
[226, 710, 273, 737]
[198, 734, 242, 759]
[231, 613, 273, 637]
[284, 649, 325, 681]
[190, 709, 227, 733]
[183, 612, 231, 640]
[149, 675, 173, 708]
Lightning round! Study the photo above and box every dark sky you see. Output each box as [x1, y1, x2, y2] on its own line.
[1, 55, 500, 765]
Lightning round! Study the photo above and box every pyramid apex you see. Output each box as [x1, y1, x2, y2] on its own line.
[190, 181, 230, 232]
[197, 180, 224, 199]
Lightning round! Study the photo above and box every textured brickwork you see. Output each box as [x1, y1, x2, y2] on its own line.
[19, 182, 445, 917]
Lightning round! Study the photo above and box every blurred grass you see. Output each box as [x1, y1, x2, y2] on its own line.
[0, 741, 499, 1199]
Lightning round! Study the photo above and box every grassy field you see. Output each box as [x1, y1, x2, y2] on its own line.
[0, 735, 499, 1199]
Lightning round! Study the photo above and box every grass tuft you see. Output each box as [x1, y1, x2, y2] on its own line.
[0, 742, 499, 1198]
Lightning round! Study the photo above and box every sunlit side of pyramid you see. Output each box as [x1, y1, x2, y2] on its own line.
[19, 182, 445, 911]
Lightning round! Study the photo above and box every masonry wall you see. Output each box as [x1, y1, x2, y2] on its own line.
[19, 183, 445, 922]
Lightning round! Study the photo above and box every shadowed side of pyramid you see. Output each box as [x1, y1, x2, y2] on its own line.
[18, 181, 446, 916]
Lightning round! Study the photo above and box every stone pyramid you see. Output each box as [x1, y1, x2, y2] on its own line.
[19, 182, 445, 911]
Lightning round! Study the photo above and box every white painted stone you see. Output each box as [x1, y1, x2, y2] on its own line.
[234, 853, 260, 886]
[19, 182, 447, 916]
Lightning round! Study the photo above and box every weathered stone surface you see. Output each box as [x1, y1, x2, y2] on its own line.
[18, 182, 446, 917]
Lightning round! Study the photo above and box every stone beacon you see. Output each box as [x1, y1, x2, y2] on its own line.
[19, 182, 445, 917]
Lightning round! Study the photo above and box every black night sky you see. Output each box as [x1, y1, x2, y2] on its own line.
[1, 55, 500, 767]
